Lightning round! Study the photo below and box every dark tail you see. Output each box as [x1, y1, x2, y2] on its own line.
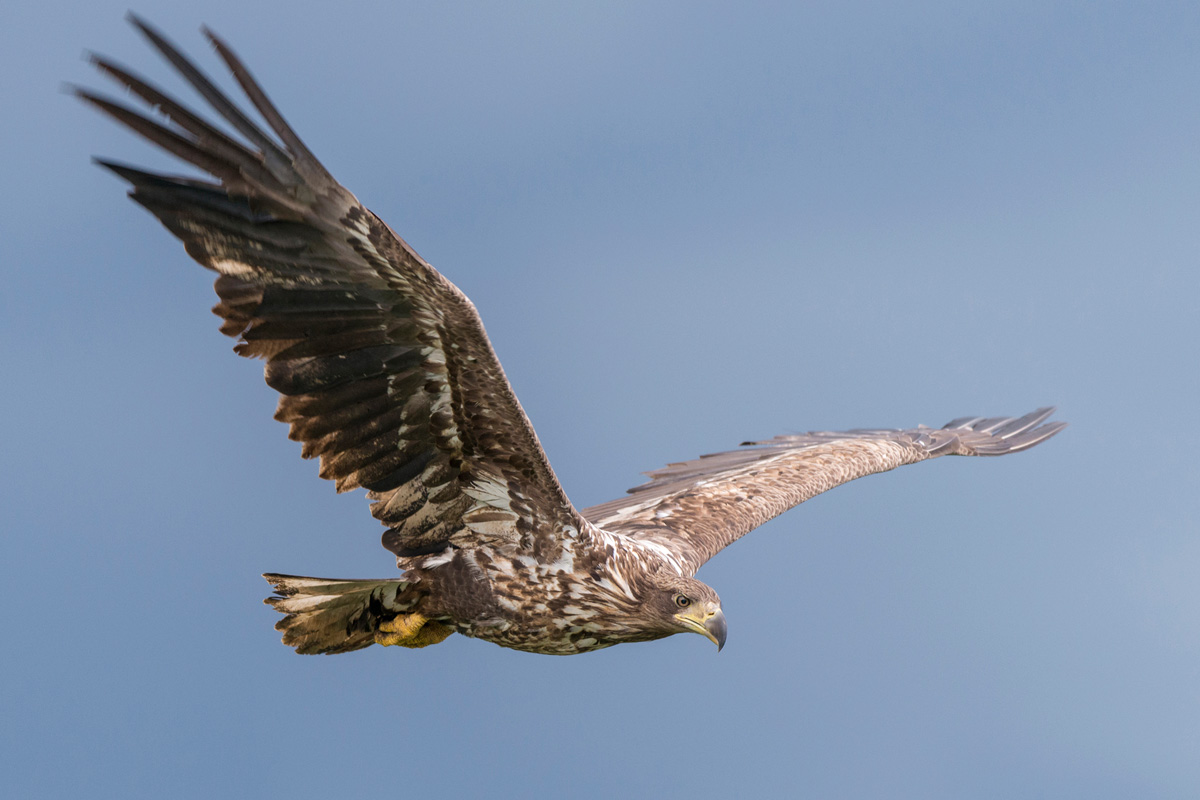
[263, 573, 415, 655]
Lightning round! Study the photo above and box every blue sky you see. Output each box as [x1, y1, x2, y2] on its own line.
[4, 1, 1199, 797]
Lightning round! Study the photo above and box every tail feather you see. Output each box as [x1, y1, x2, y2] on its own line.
[263, 573, 415, 655]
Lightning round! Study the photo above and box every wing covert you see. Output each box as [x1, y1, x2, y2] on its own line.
[582, 408, 1066, 574]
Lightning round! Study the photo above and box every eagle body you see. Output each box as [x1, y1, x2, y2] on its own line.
[82, 17, 1065, 657]
[397, 529, 683, 655]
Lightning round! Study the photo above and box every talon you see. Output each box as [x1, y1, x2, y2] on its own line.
[375, 613, 453, 648]
[379, 612, 428, 639]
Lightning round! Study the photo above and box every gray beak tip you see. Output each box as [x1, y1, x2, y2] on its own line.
[708, 609, 728, 653]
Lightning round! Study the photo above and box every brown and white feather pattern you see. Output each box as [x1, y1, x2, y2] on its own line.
[583, 408, 1066, 575]
[78, 17, 587, 566]
[82, 18, 1065, 656]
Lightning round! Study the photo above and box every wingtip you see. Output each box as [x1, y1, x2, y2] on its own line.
[199, 23, 221, 47]
[935, 405, 1066, 456]
[83, 53, 130, 88]
[69, 83, 105, 106]
[1026, 407, 1061, 431]
[89, 156, 146, 178]
[125, 12, 184, 63]
[1037, 420, 1069, 438]
[125, 10, 152, 35]
[200, 25, 236, 66]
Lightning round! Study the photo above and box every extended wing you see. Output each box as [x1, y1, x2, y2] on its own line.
[582, 408, 1065, 575]
[80, 17, 585, 561]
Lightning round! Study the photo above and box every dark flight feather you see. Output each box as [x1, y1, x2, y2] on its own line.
[84, 16, 584, 560]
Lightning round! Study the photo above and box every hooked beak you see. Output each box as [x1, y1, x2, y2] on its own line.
[676, 605, 728, 652]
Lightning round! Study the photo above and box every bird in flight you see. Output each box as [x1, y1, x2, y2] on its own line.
[78, 16, 1065, 656]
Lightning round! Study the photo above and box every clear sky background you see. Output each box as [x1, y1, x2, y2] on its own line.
[4, 2, 1199, 797]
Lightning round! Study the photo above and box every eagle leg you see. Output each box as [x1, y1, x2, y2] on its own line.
[375, 613, 453, 648]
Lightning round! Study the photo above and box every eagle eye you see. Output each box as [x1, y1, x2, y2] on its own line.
[674, 594, 692, 608]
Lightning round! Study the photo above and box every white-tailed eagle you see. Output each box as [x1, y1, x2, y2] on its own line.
[79, 17, 1065, 655]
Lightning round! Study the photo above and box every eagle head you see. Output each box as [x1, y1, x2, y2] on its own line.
[642, 573, 727, 651]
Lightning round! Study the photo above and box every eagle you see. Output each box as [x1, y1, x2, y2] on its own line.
[79, 17, 1065, 656]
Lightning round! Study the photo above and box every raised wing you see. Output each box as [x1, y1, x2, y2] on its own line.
[583, 408, 1065, 575]
[79, 17, 584, 561]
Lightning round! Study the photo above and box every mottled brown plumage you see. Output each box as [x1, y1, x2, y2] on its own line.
[82, 17, 1064, 656]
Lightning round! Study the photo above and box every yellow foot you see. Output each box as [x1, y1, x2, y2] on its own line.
[375, 613, 453, 649]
